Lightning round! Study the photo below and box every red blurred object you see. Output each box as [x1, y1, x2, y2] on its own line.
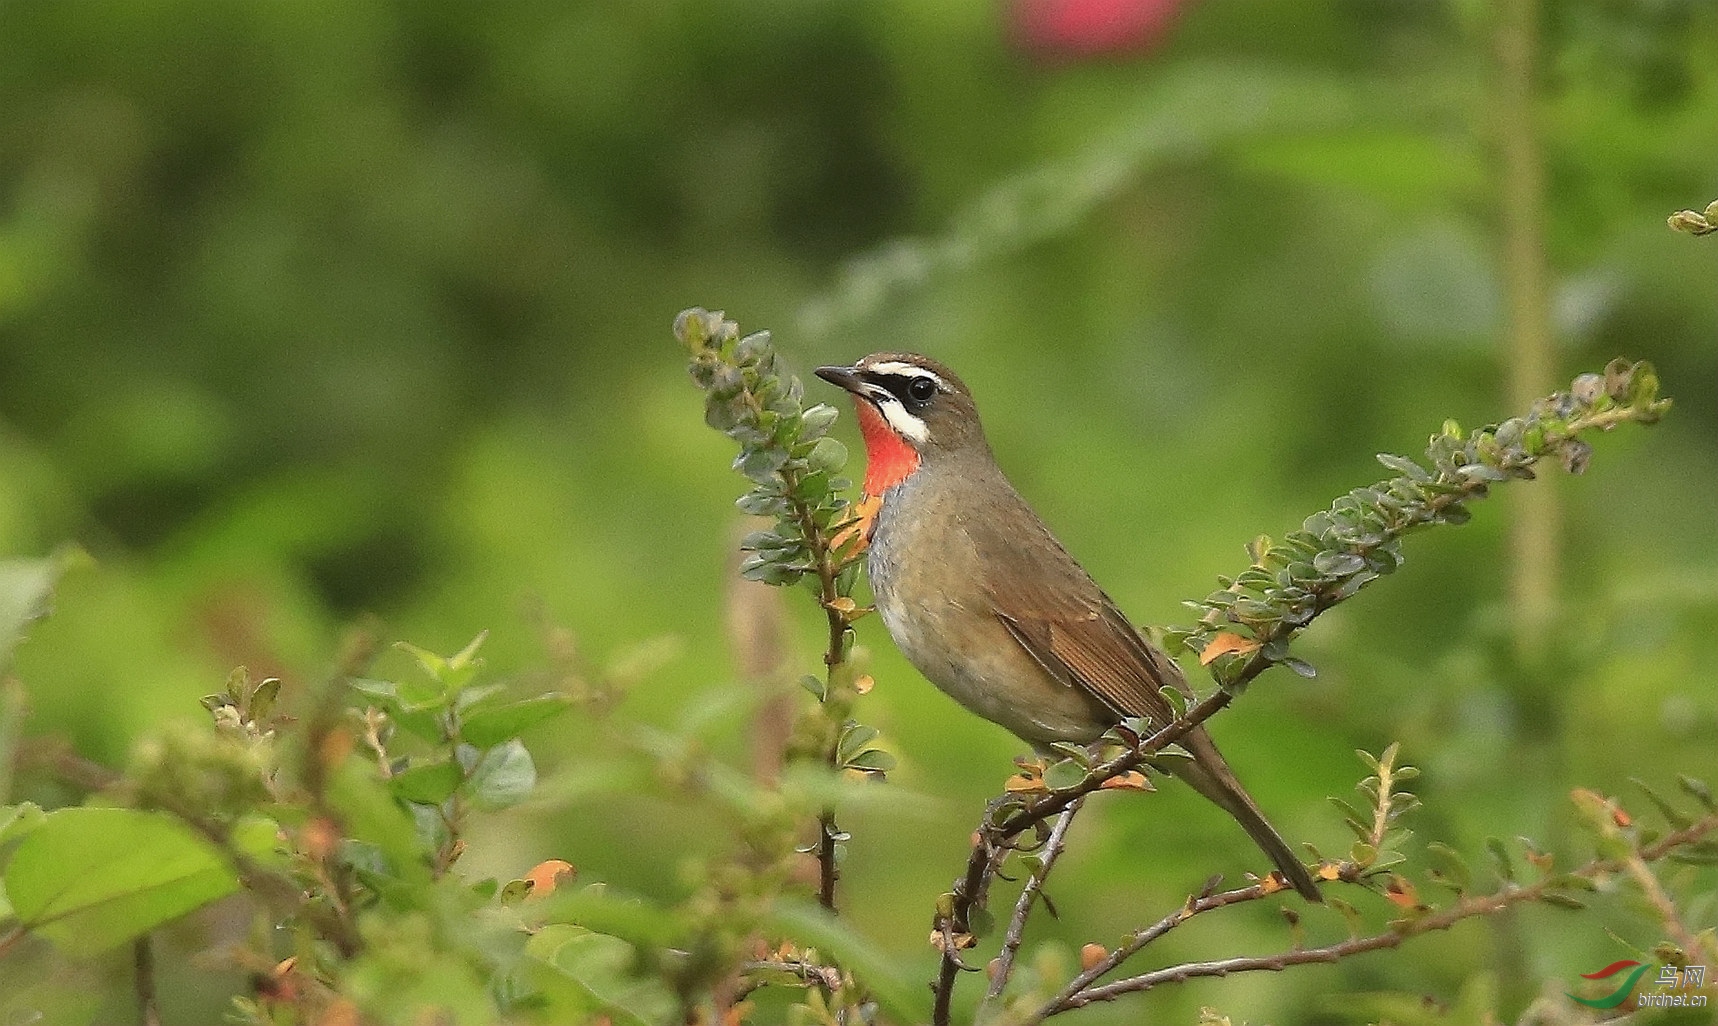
[1012, 0, 1193, 58]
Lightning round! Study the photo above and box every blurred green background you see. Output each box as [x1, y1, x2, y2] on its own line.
[1, 0, 1714, 1023]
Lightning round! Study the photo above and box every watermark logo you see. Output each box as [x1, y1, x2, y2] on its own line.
[1567, 961, 1709, 1011]
[1568, 960, 1652, 1009]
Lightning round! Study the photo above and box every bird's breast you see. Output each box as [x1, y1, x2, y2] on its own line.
[866, 479, 1109, 746]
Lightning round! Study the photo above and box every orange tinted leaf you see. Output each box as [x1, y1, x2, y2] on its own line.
[523, 859, 576, 899]
[1005, 774, 1046, 793]
[1384, 875, 1419, 909]
[831, 495, 881, 554]
[1099, 771, 1153, 792]
[1199, 632, 1260, 666]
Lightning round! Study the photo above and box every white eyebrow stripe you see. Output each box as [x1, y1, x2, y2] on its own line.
[865, 361, 948, 391]
[877, 398, 928, 443]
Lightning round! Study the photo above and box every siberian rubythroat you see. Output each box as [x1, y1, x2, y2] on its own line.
[815, 353, 1320, 901]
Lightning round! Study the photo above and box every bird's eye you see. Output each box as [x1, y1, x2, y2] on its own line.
[907, 376, 937, 403]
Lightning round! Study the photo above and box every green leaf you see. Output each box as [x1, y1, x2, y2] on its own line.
[524, 924, 677, 1026]
[766, 899, 928, 1026]
[447, 630, 488, 673]
[349, 677, 399, 701]
[1630, 777, 1694, 830]
[0, 802, 47, 845]
[0, 550, 80, 672]
[1327, 895, 1364, 938]
[327, 760, 431, 886]
[394, 641, 449, 681]
[1312, 551, 1366, 576]
[531, 883, 682, 949]
[4, 808, 238, 954]
[804, 436, 848, 475]
[390, 760, 464, 805]
[1678, 775, 1715, 812]
[466, 740, 536, 811]
[1484, 837, 1515, 882]
[460, 695, 573, 748]
[1424, 841, 1470, 891]
[967, 905, 996, 939]
[1043, 760, 1086, 791]
[845, 749, 896, 773]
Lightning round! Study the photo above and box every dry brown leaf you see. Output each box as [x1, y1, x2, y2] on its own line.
[1099, 771, 1152, 792]
[1199, 632, 1260, 666]
[1383, 874, 1420, 909]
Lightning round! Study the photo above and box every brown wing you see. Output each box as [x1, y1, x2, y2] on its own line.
[973, 514, 1187, 729]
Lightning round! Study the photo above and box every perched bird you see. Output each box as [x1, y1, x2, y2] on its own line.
[815, 353, 1321, 901]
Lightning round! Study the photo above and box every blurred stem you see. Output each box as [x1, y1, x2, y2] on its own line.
[1495, 0, 1558, 661]
[0, 677, 24, 804]
[134, 934, 160, 1026]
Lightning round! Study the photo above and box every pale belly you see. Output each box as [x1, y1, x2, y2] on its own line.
[867, 498, 1109, 747]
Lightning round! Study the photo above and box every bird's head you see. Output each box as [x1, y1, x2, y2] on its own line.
[814, 352, 988, 495]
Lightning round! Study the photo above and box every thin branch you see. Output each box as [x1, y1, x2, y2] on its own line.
[795, 490, 858, 914]
[1041, 874, 1301, 1017]
[815, 810, 841, 913]
[932, 688, 1236, 1025]
[983, 797, 1085, 1006]
[1623, 848, 1701, 956]
[1032, 811, 1718, 1019]
[736, 958, 844, 999]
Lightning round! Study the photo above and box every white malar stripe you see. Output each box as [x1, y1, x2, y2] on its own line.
[866, 361, 947, 392]
[878, 398, 928, 444]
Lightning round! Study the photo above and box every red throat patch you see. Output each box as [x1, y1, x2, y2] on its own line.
[852, 400, 921, 495]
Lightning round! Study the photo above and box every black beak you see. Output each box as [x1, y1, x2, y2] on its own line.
[814, 365, 865, 394]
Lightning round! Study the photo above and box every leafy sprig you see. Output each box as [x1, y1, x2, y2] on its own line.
[1165, 358, 1671, 691]
[677, 307, 887, 919]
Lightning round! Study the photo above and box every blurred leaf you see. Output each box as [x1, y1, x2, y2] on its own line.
[466, 739, 536, 812]
[390, 760, 464, 806]
[530, 883, 682, 950]
[523, 924, 675, 1026]
[0, 550, 80, 671]
[4, 808, 237, 954]
[327, 760, 430, 887]
[460, 695, 573, 748]
[0, 801, 46, 845]
[766, 898, 928, 1026]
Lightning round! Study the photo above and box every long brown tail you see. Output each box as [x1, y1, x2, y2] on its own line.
[1173, 728, 1322, 902]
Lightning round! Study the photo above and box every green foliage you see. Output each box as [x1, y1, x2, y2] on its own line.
[2, 807, 252, 955]
[0, 3, 1712, 1023]
[1163, 360, 1672, 692]
[677, 307, 860, 595]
